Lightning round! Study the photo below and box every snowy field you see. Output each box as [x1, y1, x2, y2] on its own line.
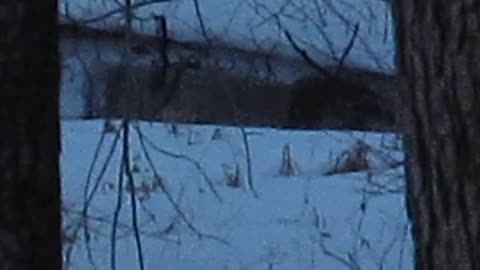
[59, 1, 407, 268]
[61, 120, 412, 270]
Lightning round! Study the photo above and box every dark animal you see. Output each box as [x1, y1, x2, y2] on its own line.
[286, 76, 394, 131]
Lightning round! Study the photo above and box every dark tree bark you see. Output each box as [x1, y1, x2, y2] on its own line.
[0, 1, 62, 270]
[391, 1, 480, 269]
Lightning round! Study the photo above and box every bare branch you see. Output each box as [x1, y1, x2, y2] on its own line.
[64, 127, 122, 268]
[60, 0, 173, 24]
[152, 15, 170, 93]
[110, 151, 125, 270]
[335, 22, 360, 75]
[134, 125, 230, 246]
[135, 125, 222, 202]
[192, 0, 210, 42]
[283, 30, 331, 77]
[122, 120, 145, 270]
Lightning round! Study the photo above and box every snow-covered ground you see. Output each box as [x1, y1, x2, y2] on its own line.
[61, 120, 412, 270]
[59, 1, 408, 267]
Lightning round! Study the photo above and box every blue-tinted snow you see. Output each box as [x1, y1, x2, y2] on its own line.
[59, 1, 408, 268]
[61, 120, 411, 270]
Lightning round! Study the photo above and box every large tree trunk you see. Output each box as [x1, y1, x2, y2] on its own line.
[391, 1, 480, 269]
[0, 1, 62, 270]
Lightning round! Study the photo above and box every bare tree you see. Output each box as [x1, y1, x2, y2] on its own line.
[0, 1, 62, 270]
[392, 1, 480, 269]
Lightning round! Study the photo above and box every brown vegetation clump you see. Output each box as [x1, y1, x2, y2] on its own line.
[326, 140, 371, 175]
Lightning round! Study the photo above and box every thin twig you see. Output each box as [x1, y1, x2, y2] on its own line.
[318, 238, 360, 270]
[121, 1, 146, 268]
[152, 15, 170, 94]
[134, 125, 230, 246]
[83, 129, 122, 269]
[283, 30, 331, 78]
[335, 22, 360, 76]
[240, 128, 259, 198]
[378, 222, 404, 269]
[82, 126, 107, 217]
[192, 0, 210, 42]
[60, 0, 173, 24]
[135, 125, 223, 202]
[122, 120, 146, 270]
[64, 208, 154, 238]
[397, 224, 410, 270]
[110, 154, 125, 270]
[135, 129, 206, 233]
[72, 43, 98, 118]
[65, 128, 122, 269]
[81, 125, 107, 270]
[312, 209, 361, 270]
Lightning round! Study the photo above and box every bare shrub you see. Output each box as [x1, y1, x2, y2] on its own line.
[224, 164, 243, 188]
[278, 144, 300, 176]
[325, 140, 371, 175]
[211, 128, 224, 140]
